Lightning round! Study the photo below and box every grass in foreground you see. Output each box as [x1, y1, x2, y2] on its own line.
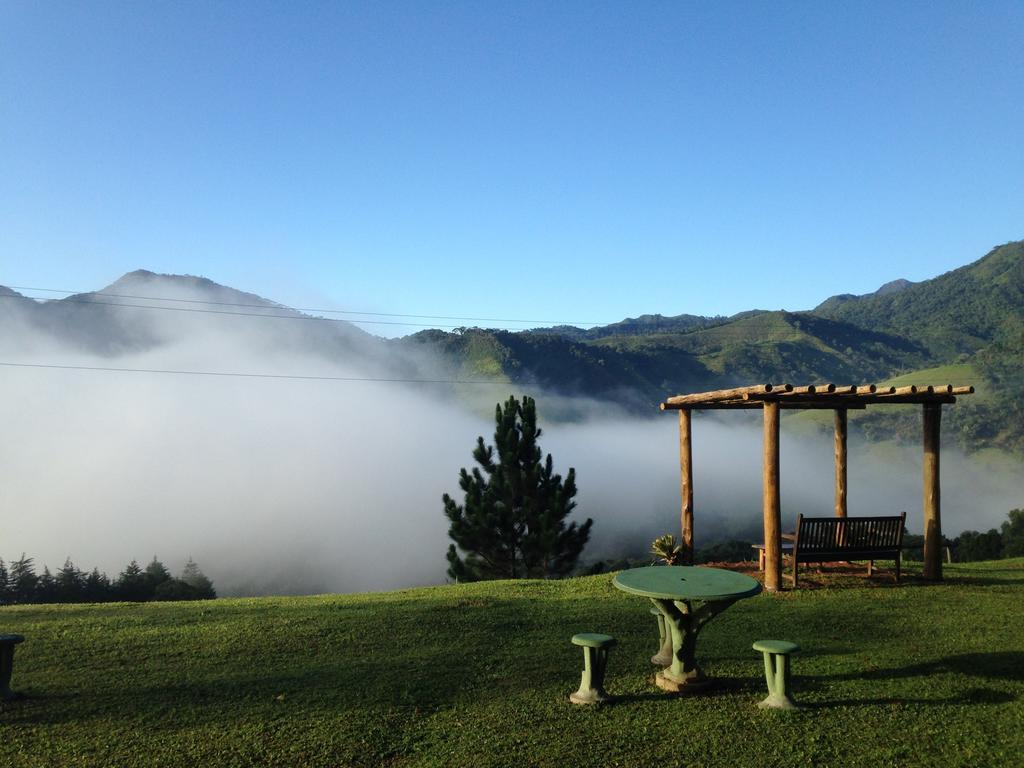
[2, 560, 1023, 767]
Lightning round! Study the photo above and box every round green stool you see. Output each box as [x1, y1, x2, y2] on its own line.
[752, 639, 800, 710]
[649, 607, 673, 666]
[569, 633, 616, 705]
[0, 634, 25, 702]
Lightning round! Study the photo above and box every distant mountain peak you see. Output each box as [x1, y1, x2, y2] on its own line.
[104, 270, 228, 294]
[874, 278, 914, 296]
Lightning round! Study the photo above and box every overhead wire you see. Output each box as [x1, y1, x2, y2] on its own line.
[0, 361, 506, 385]
[3, 284, 610, 328]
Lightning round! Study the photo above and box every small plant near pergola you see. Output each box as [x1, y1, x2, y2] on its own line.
[660, 383, 975, 591]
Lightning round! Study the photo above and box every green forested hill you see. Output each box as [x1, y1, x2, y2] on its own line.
[400, 240, 1024, 453]
[814, 240, 1024, 357]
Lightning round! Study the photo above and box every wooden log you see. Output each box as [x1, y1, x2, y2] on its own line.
[662, 401, 867, 410]
[890, 385, 918, 395]
[848, 384, 895, 396]
[830, 386, 857, 395]
[762, 401, 782, 592]
[834, 409, 848, 518]
[788, 385, 818, 395]
[769, 384, 835, 395]
[951, 386, 974, 395]
[923, 402, 942, 581]
[679, 409, 694, 564]
[665, 385, 775, 406]
[928, 385, 953, 394]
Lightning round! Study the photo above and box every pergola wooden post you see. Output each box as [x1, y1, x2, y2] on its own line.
[834, 409, 848, 518]
[661, 382, 973, 590]
[762, 401, 782, 591]
[679, 408, 694, 563]
[922, 402, 942, 580]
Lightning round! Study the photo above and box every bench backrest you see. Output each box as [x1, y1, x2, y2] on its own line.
[794, 512, 906, 555]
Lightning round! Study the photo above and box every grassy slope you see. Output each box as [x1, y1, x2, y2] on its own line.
[3, 562, 1023, 768]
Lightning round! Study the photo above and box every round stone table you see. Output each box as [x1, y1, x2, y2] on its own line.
[613, 566, 762, 693]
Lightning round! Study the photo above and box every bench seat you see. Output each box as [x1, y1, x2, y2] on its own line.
[790, 512, 906, 587]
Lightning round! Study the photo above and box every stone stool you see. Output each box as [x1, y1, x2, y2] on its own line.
[0, 634, 25, 701]
[752, 639, 800, 710]
[569, 633, 616, 704]
[649, 607, 673, 666]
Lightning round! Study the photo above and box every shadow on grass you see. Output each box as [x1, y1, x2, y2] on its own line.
[611, 675, 763, 705]
[5, 658, 476, 728]
[798, 651, 1024, 708]
[802, 687, 1016, 709]
[826, 651, 1024, 683]
[941, 575, 1024, 586]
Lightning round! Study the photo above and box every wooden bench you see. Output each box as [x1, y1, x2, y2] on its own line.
[790, 512, 906, 587]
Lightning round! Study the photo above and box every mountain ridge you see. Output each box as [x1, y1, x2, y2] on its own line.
[2, 239, 1021, 451]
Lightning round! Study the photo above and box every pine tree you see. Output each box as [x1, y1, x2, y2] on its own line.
[84, 568, 112, 602]
[37, 566, 57, 603]
[180, 558, 216, 599]
[0, 559, 9, 605]
[443, 395, 593, 581]
[116, 560, 149, 601]
[144, 557, 172, 591]
[56, 558, 85, 602]
[9, 554, 38, 603]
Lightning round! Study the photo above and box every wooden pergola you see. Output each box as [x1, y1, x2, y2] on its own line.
[660, 383, 975, 591]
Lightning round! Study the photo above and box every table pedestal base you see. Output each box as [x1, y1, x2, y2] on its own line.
[655, 670, 712, 693]
[650, 597, 737, 693]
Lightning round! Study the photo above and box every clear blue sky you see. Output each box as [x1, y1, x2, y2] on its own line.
[2, 1, 1022, 334]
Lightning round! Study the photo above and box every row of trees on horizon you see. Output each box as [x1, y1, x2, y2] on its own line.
[0, 555, 216, 605]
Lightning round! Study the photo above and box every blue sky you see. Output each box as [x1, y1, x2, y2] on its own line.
[1, 1, 1022, 335]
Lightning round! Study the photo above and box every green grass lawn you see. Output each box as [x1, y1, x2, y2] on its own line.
[2, 561, 1023, 767]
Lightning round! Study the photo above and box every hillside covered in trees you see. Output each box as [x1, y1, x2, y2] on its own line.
[398, 240, 1024, 453]
[2, 241, 1021, 454]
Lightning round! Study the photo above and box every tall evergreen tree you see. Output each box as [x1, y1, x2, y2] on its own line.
[180, 558, 216, 599]
[37, 566, 57, 603]
[144, 557, 172, 592]
[443, 395, 593, 581]
[116, 560, 150, 601]
[56, 558, 85, 602]
[84, 568, 112, 603]
[9, 554, 38, 603]
[0, 559, 9, 604]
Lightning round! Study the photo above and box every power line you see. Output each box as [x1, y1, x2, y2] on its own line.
[0, 360, 507, 384]
[0, 289, 741, 336]
[5, 284, 609, 327]
[0, 293, 502, 329]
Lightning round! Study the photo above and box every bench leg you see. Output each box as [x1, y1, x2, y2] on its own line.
[895, 553, 901, 584]
[867, 559, 874, 577]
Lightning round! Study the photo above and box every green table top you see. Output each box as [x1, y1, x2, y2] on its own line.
[613, 566, 762, 602]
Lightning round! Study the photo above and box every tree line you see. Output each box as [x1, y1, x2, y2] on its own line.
[0, 555, 216, 605]
[943, 508, 1024, 562]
